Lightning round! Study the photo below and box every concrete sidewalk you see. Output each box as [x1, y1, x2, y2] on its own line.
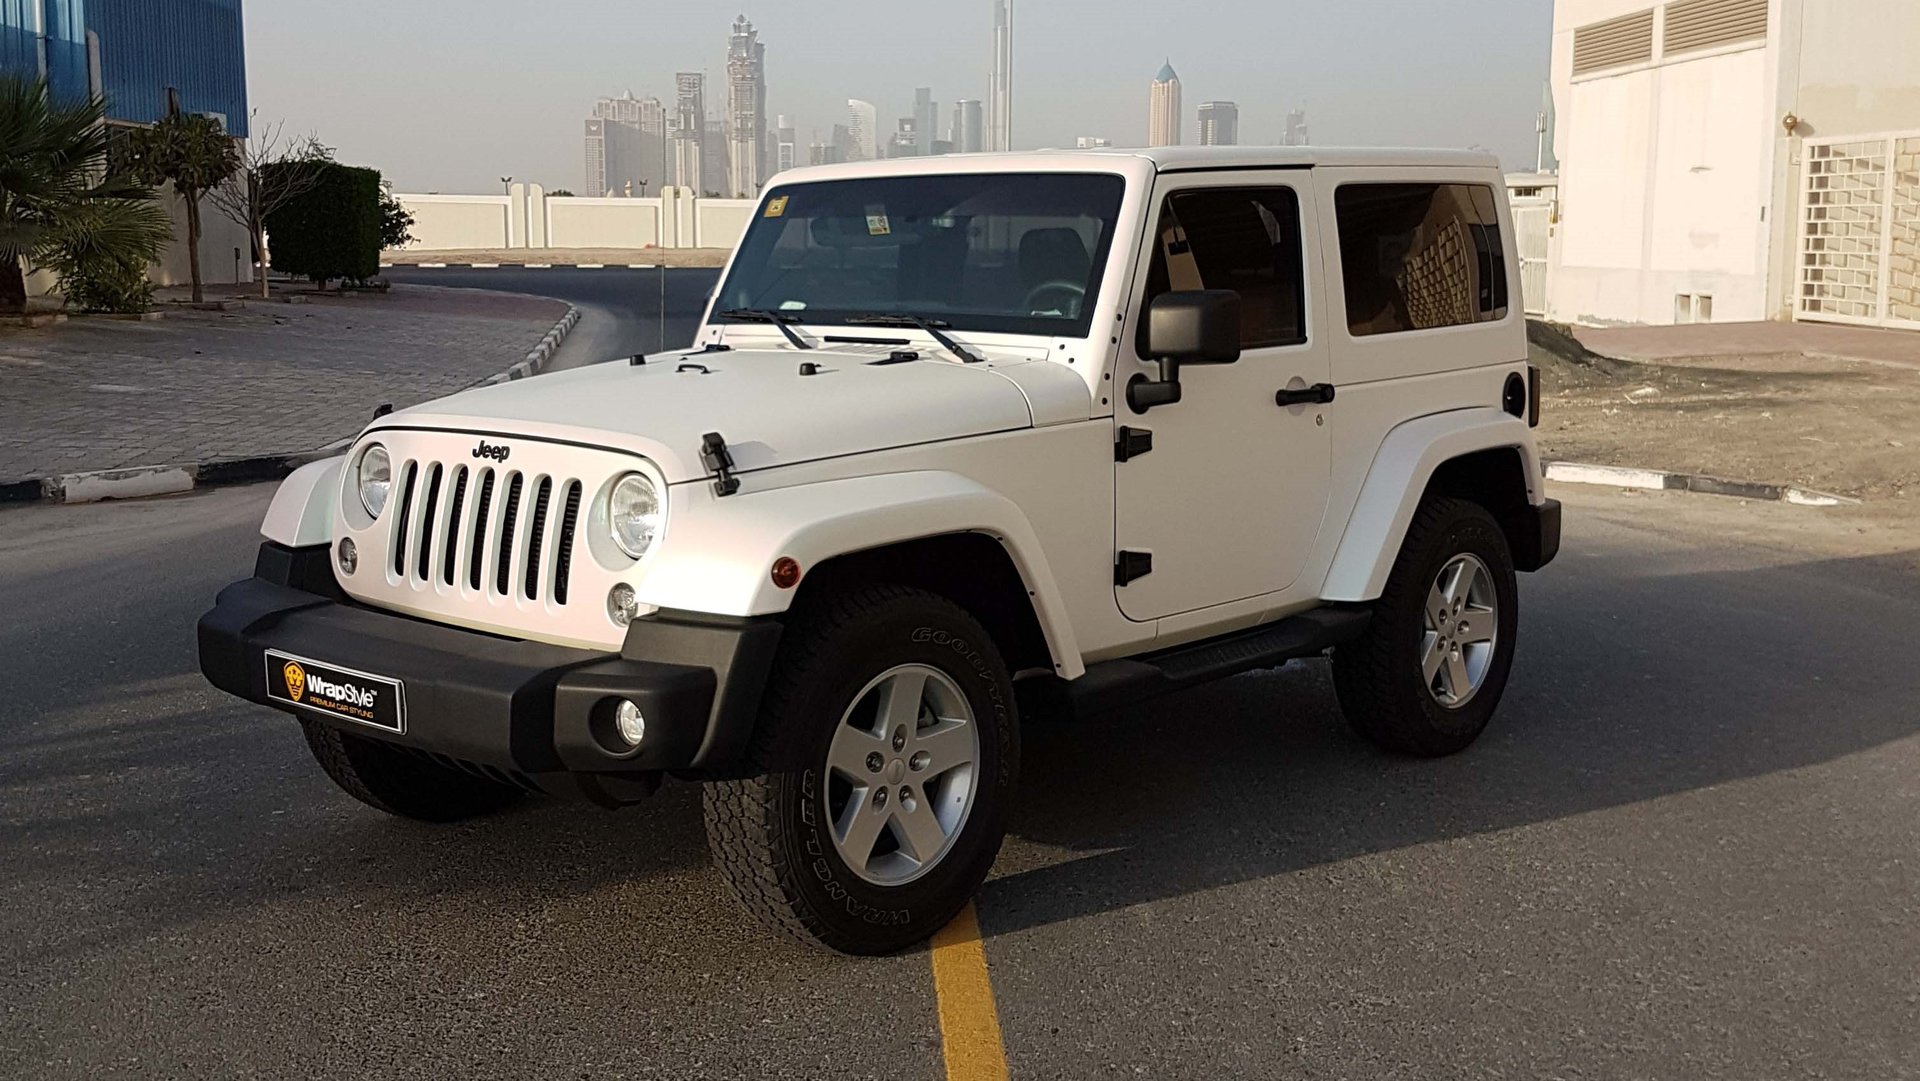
[1576, 319, 1920, 370]
[0, 284, 574, 503]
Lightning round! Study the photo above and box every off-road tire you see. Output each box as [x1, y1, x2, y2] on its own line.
[702, 585, 1019, 955]
[1332, 496, 1519, 757]
[301, 721, 526, 822]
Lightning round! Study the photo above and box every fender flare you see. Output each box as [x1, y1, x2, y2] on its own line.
[635, 470, 1085, 679]
[260, 456, 343, 548]
[1321, 409, 1542, 602]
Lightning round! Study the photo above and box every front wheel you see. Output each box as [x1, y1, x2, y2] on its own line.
[301, 721, 526, 821]
[1332, 496, 1520, 757]
[702, 585, 1018, 955]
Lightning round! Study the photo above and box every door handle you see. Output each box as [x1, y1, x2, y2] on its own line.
[1275, 383, 1336, 407]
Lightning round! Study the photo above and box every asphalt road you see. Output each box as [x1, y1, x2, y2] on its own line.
[3, 485, 1918, 1079]
[384, 266, 722, 371]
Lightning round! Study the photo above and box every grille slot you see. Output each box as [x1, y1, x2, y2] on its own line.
[554, 481, 583, 605]
[523, 477, 553, 601]
[390, 461, 419, 577]
[441, 466, 468, 585]
[469, 469, 495, 591]
[496, 472, 524, 598]
[415, 464, 443, 582]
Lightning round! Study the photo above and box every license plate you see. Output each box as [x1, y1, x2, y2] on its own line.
[264, 650, 406, 734]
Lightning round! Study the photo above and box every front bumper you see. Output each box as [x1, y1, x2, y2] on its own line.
[198, 543, 782, 801]
[1513, 497, 1562, 572]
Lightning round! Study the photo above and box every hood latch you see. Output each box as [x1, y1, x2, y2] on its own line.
[701, 432, 741, 497]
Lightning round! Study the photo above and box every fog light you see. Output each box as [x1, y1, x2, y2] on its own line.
[337, 537, 358, 574]
[614, 699, 646, 747]
[607, 582, 640, 626]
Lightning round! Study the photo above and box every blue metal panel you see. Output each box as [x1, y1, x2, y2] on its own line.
[86, 0, 247, 135]
[1, 0, 93, 106]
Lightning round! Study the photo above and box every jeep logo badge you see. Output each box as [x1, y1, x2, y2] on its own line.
[472, 440, 511, 462]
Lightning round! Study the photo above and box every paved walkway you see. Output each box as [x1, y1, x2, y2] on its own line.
[0, 285, 568, 487]
[1576, 320, 1920, 370]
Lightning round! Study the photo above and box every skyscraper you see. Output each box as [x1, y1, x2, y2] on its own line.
[1284, 107, 1310, 146]
[704, 116, 731, 196]
[988, 0, 1012, 151]
[1197, 101, 1238, 146]
[775, 114, 797, 174]
[586, 92, 666, 196]
[673, 72, 706, 192]
[846, 99, 878, 161]
[913, 87, 937, 156]
[952, 99, 984, 153]
[584, 118, 610, 197]
[1148, 60, 1181, 147]
[725, 15, 768, 197]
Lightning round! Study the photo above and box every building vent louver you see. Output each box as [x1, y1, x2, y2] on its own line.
[1572, 9, 1655, 76]
[1662, 0, 1768, 57]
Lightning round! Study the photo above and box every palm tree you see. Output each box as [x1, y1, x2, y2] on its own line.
[0, 75, 171, 315]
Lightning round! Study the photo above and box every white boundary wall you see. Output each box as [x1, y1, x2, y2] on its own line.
[398, 185, 755, 251]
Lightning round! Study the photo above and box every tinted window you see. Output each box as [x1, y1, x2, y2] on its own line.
[1138, 187, 1306, 352]
[1335, 183, 1509, 337]
[716, 172, 1126, 337]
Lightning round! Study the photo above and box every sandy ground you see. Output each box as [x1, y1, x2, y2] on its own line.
[1532, 329, 1920, 508]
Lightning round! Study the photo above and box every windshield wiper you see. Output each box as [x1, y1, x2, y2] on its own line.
[716, 308, 812, 350]
[844, 313, 986, 364]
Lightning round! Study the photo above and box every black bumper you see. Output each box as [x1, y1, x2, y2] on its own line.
[1513, 497, 1562, 572]
[198, 543, 781, 797]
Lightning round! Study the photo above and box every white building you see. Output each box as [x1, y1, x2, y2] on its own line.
[953, 99, 984, 154]
[988, 0, 1013, 151]
[1548, 0, 1920, 329]
[725, 16, 768, 198]
[1148, 61, 1181, 147]
[846, 99, 879, 161]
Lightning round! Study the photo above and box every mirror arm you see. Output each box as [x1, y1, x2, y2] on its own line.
[1126, 357, 1183, 412]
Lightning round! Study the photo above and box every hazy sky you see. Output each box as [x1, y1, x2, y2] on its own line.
[246, 0, 1554, 194]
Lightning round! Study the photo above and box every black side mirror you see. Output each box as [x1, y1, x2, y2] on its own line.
[1128, 290, 1241, 412]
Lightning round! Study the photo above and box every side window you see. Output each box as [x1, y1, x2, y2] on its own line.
[1334, 183, 1509, 337]
[1137, 186, 1306, 354]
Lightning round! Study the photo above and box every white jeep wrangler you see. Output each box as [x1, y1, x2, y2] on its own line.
[200, 147, 1559, 954]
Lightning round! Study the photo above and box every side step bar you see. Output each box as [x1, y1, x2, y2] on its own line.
[1062, 607, 1372, 720]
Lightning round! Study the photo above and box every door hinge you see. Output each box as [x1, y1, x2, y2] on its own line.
[1114, 549, 1153, 586]
[700, 431, 740, 497]
[1114, 426, 1153, 462]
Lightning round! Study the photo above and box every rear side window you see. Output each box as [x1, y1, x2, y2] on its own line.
[1334, 183, 1509, 337]
[1137, 186, 1307, 352]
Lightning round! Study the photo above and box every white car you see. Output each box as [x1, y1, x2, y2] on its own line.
[201, 147, 1560, 954]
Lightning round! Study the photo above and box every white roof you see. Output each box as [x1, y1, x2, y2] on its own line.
[776, 145, 1500, 187]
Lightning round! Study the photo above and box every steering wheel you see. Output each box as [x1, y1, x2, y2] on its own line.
[1023, 280, 1087, 316]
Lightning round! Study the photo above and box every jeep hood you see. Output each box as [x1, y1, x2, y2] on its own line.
[377, 347, 1090, 484]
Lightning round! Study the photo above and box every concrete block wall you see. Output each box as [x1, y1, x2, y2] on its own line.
[396, 187, 755, 251]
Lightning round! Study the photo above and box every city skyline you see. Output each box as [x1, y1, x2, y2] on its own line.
[246, 0, 1554, 193]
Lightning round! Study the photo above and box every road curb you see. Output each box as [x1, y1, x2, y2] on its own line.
[1544, 460, 1858, 507]
[1, 304, 579, 508]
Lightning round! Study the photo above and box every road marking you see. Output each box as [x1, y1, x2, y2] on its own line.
[469, 262, 500, 268]
[628, 263, 658, 269]
[418, 262, 447, 268]
[525, 263, 553, 268]
[575, 262, 605, 268]
[930, 903, 1009, 1081]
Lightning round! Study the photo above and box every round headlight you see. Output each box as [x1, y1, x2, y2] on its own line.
[356, 444, 392, 518]
[609, 472, 662, 559]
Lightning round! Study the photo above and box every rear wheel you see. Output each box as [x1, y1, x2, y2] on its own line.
[301, 721, 525, 822]
[1332, 496, 1519, 757]
[703, 585, 1018, 955]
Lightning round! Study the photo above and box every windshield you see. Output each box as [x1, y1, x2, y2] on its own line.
[714, 172, 1128, 337]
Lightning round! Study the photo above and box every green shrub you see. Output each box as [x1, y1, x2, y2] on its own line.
[48, 250, 155, 313]
[262, 161, 381, 287]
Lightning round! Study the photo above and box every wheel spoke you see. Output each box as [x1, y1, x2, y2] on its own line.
[826, 724, 889, 780]
[1420, 631, 1446, 685]
[1454, 612, 1496, 645]
[1441, 560, 1470, 607]
[1444, 650, 1472, 701]
[876, 669, 930, 733]
[1425, 579, 1451, 630]
[834, 792, 888, 873]
[891, 799, 949, 864]
[913, 719, 975, 773]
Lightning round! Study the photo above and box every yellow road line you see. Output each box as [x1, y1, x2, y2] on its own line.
[929, 902, 1010, 1081]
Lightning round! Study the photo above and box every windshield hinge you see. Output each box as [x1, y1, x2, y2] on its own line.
[700, 432, 740, 497]
[1114, 550, 1153, 586]
[1114, 426, 1153, 462]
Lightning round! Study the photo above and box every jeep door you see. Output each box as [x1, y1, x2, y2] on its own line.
[1112, 171, 1333, 621]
